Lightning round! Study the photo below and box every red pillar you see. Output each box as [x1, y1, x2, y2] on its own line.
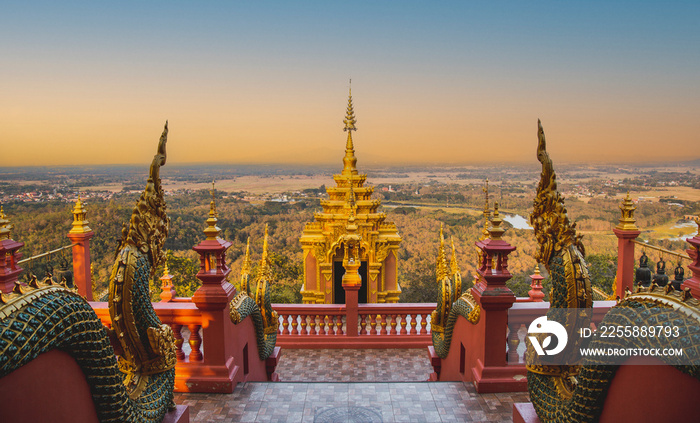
[344, 284, 360, 336]
[67, 232, 94, 300]
[189, 236, 238, 393]
[470, 204, 524, 393]
[614, 193, 640, 299]
[613, 228, 641, 298]
[682, 235, 700, 299]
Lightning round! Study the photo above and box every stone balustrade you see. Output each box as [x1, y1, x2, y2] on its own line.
[273, 302, 435, 348]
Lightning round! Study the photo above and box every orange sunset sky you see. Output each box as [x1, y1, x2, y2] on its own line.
[1, 2, 698, 167]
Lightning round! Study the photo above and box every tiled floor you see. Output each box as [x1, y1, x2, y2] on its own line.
[175, 382, 530, 422]
[275, 349, 434, 382]
[173, 349, 529, 422]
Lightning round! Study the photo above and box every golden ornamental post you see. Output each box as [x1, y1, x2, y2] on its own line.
[613, 192, 641, 299]
[67, 196, 95, 300]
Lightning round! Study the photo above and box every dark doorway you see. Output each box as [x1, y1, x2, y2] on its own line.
[333, 260, 368, 304]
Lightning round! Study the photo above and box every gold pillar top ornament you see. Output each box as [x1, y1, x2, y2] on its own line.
[69, 195, 92, 235]
[162, 262, 171, 278]
[342, 81, 358, 176]
[0, 206, 11, 240]
[488, 202, 506, 240]
[203, 181, 221, 240]
[616, 191, 638, 231]
[436, 223, 449, 281]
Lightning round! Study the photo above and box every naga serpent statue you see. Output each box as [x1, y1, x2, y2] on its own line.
[229, 224, 279, 360]
[527, 120, 700, 422]
[431, 224, 480, 359]
[0, 123, 176, 422]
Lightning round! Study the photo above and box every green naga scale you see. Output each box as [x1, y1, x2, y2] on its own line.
[526, 120, 700, 422]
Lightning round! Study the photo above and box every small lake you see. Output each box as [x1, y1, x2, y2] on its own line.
[503, 214, 533, 230]
[666, 222, 698, 241]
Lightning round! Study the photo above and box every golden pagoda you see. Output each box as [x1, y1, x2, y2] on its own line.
[299, 86, 402, 304]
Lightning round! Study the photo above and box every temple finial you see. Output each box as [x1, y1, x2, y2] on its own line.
[480, 179, 490, 240]
[203, 181, 221, 240]
[342, 82, 358, 176]
[488, 202, 506, 240]
[69, 196, 92, 235]
[210, 180, 217, 218]
[616, 191, 638, 231]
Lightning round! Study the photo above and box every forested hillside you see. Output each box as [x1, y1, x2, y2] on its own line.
[5, 182, 695, 303]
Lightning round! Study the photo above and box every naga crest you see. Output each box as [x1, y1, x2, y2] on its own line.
[530, 120, 584, 268]
[121, 122, 170, 274]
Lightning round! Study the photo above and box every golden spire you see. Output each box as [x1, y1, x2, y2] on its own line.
[342, 81, 358, 176]
[0, 206, 11, 240]
[481, 179, 490, 240]
[241, 237, 252, 275]
[210, 180, 218, 217]
[203, 181, 221, 240]
[69, 195, 92, 235]
[436, 223, 449, 281]
[616, 191, 638, 231]
[450, 236, 460, 275]
[239, 237, 252, 292]
[258, 224, 272, 281]
[488, 202, 506, 240]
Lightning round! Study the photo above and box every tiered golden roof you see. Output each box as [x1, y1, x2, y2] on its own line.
[299, 86, 402, 304]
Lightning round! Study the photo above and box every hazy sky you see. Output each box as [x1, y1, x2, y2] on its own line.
[2, 1, 698, 167]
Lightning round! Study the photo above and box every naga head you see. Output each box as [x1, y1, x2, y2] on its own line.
[121, 122, 170, 274]
[530, 120, 584, 267]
